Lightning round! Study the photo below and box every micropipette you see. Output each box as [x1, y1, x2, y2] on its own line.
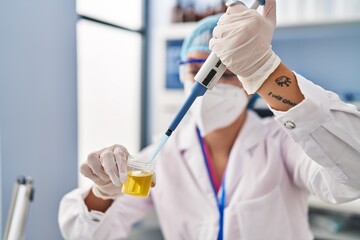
[149, 0, 266, 163]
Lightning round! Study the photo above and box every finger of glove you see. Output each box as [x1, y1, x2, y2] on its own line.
[100, 151, 121, 187]
[262, 0, 276, 27]
[86, 152, 111, 182]
[151, 172, 156, 188]
[213, 9, 258, 41]
[224, 4, 249, 17]
[80, 163, 108, 186]
[210, 27, 250, 65]
[113, 145, 129, 183]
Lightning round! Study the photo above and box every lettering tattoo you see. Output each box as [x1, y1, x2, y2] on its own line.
[275, 76, 291, 87]
[267, 92, 297, 107]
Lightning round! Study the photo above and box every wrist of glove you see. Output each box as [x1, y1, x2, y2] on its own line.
[80, 145, 129, 200]
[209, 0, 281, 94]
[92, 183, 123, 200]
[237, 51, 281, 94]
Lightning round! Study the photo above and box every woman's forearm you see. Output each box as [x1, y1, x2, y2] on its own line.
[84, 189, 114, 212]
[257, 63, 304, 111]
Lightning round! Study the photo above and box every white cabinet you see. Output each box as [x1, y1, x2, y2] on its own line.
[77, 19, 142, 186]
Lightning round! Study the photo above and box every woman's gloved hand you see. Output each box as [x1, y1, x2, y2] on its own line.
[209, 0, 281, 94]
[80, 144, 129, 200]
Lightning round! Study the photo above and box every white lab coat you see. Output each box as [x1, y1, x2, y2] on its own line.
[59, 73, 360, 240]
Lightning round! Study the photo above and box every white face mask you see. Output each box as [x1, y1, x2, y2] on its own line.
[184, 82, 248, 136]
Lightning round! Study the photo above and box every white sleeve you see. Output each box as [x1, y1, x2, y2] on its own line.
[273, 73, 360, 204]
[58, 145, 157, 239]
[58, 187, 103, 240]
[58, 187, 153, 240]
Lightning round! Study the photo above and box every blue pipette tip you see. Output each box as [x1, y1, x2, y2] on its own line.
[149, 134, 170, 163]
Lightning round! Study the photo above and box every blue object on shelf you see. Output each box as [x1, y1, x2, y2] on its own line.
[165, 39, 184, 89]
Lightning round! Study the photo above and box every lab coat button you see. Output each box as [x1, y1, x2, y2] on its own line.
[92, 218, 100, 222]
[284, 120, 296, 129]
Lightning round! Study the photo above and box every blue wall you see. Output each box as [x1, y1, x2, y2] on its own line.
[0, 1, 78, 239]
[273, 22, 360, 99]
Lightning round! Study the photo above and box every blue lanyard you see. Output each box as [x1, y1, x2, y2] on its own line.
[196, 128, 226, 240]
[218, 180, 226, 240]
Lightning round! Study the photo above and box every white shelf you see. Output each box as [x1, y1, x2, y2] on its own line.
[277, 16, 360, 28]
[169, 15, 360, 31]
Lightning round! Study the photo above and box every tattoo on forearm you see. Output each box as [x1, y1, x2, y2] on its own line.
[275, 76, 291, 87]
[267, 92, 297, 107]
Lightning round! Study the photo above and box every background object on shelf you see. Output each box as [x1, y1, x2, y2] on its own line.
[309, 210, 346, 233]
[3, 176, 34, 240]
[183, 4, 197, 22]
[165, 39, 184, 89]
[343, 92, 360, 110]
[171, 0, 184, 23]
[171, 0, 360, 24]
[170, 0, 227, 23]
[309, 208, 360, 240]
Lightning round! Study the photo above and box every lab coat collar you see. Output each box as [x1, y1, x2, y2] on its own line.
[223, 111, 269, 201]
[178, 121, 219, 208]
[176, 111, 268, 207]
[178, 110, 267, 153]
[235, 110, 268, 153]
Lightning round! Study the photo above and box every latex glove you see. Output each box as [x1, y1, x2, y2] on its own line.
[80, 145, 129, 200]
[209, 0, 281, 94]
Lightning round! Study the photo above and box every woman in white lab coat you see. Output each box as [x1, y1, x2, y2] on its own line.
[59, 1, 360, 239]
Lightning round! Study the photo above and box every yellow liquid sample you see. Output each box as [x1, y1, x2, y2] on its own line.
[122, 171, 153, 197]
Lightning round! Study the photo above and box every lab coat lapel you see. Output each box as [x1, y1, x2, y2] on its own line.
[177, 112, 267, 207]
[178, 122, 219, 208]
[225, 111, 268, 202]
